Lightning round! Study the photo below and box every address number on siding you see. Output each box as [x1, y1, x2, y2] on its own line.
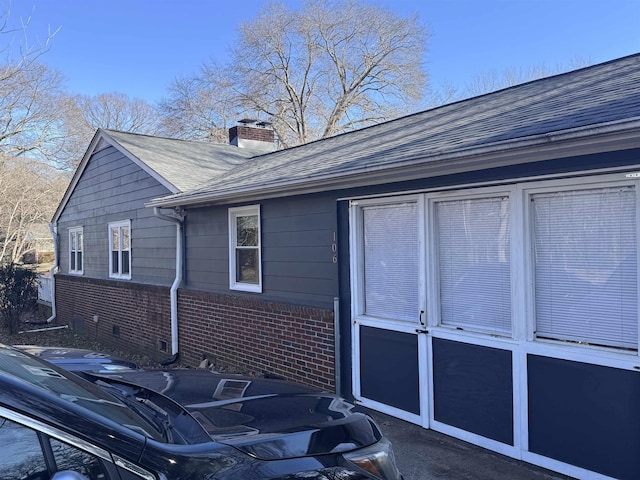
[332, 231, 338, 263]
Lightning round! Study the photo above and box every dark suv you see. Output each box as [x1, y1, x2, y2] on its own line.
[0, 344, 402, 479]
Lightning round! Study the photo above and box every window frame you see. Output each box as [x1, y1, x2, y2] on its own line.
[349, 172, 640, 355]
[228, 205, 262, 293]
[360, 199, 421, 323]
[350, 195, 426, 330]
[108, 220, 132, 280]
[68, 227, 83, 275]
[523, 177, 639, 351]
[428, 188, 514, 337]
[0, 405, 155, 480]
[0, 406, 112, 471]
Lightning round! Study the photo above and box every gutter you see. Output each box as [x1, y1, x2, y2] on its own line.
[45, 222, 58, 323]
[153, 207, 186, 360]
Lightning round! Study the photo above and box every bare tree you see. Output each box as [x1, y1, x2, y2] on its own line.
[51, 94, 94, 170]
[425, 57, 592, 107]
[0, 7, 162, 170]
[158, 62, 240, 143]
[55, 92, 162, 169]
[0, 3, 69, 166]
[73, 92, 161, 133]
[0, 156, 68, 263]
[236, 0, 428, 147]
[463, 63, 583, 97]
[161, 0, 428, 147]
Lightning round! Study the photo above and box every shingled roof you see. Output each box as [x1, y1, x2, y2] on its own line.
[149, 53, 640, 207]
[52, 129, 265, 223]
[101, 130, 260, 192]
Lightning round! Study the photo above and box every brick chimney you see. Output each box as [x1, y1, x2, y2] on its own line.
[229, 119, 276, 152]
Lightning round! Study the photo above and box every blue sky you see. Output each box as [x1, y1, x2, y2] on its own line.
[7, 0, 640, 104]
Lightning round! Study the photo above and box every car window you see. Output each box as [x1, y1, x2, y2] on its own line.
[0, 417, 48, 480]
[0, 348, 164, 441]
[0, 416, 114, 480]
[50, 438, 107, 479]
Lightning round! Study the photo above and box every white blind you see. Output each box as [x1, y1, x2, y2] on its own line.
[533, 186, 637, 349]
[436, 196, 511, 334]
[363, 203, 418, 321]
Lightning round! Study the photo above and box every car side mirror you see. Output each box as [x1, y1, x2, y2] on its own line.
[51, 471, 90, 480]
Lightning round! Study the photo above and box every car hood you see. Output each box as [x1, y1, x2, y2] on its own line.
[108, 369, 382, 460]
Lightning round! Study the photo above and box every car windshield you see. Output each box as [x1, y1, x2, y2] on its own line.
[0, 345, 164, 441]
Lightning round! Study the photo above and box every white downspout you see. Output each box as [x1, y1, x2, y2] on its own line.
[46, 222, 58, 323]
[153, 207, 185, 357]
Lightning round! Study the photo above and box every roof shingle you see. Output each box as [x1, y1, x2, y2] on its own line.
[149, 54, 640, 205]
[103, 130, 261, 192]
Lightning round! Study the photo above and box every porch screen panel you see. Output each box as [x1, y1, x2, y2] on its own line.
[363, 203, 418, 322]
[532, 186, 637, 349]
[436, 196, 511, 334]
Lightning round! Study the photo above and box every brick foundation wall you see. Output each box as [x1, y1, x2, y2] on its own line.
[178, 289, 335, 391]
[56, 275, 173, 359]
[55, 275, 336, 391]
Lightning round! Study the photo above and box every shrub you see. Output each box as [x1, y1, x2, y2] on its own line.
[0, 263, 39, 334]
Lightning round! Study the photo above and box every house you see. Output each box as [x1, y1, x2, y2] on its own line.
[51, 126, 276, 351]
[53, 54, 640, 480]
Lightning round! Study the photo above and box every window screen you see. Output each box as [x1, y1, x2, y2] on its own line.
[436, 196, 511, 334]
[363, 202, 418, 322]
[532, 186, 637, 349]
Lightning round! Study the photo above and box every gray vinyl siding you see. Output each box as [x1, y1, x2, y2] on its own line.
[185, 193, 339, 308]
[57, 146, 177, 285]
[185, 208, 228, 291]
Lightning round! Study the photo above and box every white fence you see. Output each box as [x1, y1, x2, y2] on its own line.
[38, 274, 52, 305]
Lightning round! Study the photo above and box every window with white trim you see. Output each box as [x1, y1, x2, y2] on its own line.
[434, 195, 512, 335]
[108, 220, 131, 279]
[362, 202, 419, 322]
[350, 174, 640, 353]
[531, 185, 637, 350]
[68, 227, 83, 274]
[229, 206, 261, 292]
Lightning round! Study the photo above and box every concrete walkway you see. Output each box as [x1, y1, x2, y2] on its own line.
[367, 411, 574, 480]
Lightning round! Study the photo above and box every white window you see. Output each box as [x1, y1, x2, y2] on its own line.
[435, 195, 512, 335]
[351, 175, 640, 353]
[531, 186, 637, 349]
[108, 220, 131, 279]
[362, 202, 419, 322]
[229, 206, 261, 292]
[68, 227, 83, 275]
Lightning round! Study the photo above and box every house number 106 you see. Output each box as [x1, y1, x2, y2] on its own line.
[332, 232, 338, 263]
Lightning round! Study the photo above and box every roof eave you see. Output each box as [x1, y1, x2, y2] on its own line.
[147, 118, 640, 209]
